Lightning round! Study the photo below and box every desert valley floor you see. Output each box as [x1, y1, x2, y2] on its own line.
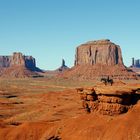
[0, 78, 140, 140]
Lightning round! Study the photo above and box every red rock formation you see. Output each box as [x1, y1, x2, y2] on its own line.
[0, 52, 37, 70]
[25, 56, 36, 70]
[77, 87, 140, 115]
[0, 52, 40, 78]
[0, 66, 39, 78]
[56, 59, 69, 72]
[0, 56, 11, 67]
[75, 39, 123, 66]
[60, 39, 139, 80]
[10, 52, 25, 66]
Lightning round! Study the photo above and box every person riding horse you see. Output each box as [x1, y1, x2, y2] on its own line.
[101, 76, 113, 86]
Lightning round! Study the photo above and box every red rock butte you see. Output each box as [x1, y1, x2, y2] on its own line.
[0, 52, 40, 78]
[61, 39, 138, 80]
[75, 39, 123, 66]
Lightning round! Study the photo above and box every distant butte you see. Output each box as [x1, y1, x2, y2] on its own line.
[0, 52, 42, 78]
[60, 39, 139, 80]
[75, 39, 123, 66]
[57, 59, 69, 72]
[44, 59, 69, 77]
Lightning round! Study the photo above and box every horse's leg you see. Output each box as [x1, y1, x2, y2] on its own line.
[111, 80, 113, 86]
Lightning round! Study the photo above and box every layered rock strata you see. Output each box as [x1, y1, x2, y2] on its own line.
[0, 52, 40, 78]
[75, 39, 123, 66]
[77, 87, 140, 115]
[61, 39, 139, 80]
[0, 52, 36, 70]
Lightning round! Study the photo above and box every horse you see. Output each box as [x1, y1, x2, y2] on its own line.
[101, 77, 113, 86]
[100, 78, 107, 85]
[107, 78, 113, 86]
[107, 76, 113, 86]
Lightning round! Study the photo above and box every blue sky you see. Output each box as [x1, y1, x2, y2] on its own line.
[0, 0, 140, 70]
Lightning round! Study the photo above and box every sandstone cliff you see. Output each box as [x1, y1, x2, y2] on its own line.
[0, 52, 40, 78]
[10, 52, 25, 66]
[0, 52, 37, 70]
[75, 39, 123, 66]
[77, 86, 140, 115]
[60, 39, 139, 80]
[25, 56, 36, 70]
[0, 56, 11, 67]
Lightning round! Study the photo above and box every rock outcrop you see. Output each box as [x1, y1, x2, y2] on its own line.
[0, 56, 11, 67]
[0, 52, 36, 70]
[45, 59, 70, 77]
[25, 56, 36, 71]
[57, 59, 69, 72]
[10, 52, 25, 66]
[75, 39, 123, 66]
[131, 58, 140, 68]
[0, 52, 41, 78]
[60, 39, 139, 80]
[77, 87, 140, 115]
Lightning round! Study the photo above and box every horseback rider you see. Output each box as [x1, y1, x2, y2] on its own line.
[101, 76, 113, 86]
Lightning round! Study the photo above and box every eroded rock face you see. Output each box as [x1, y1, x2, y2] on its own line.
[75, 39, 123, 66]
[77, 87, 140, 115]
[11, 52, 25, 66]
[54, 59, 69, 73]
[0, 56, 11, 67]
[0, 52, 40, 78]
[0, 52, 36, 70]
[58, 59, 69, 72]
[60, 39, 139, 80]
[24, 56, 36, 70]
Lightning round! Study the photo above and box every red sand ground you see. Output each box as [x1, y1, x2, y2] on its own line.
[0, 78, 140, 140]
